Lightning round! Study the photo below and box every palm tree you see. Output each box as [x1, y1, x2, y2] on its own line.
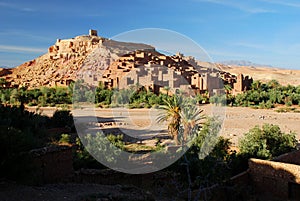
[251, 80, 262, 91]
[180, 105, 203, 144]
[157, 94, 183, 145]
[224, 84, 232, 95]
[267, 79, 280, 89]
[157, 94, 203, 145]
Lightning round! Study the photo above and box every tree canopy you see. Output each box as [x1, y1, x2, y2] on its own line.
[239, 123, 297, 159]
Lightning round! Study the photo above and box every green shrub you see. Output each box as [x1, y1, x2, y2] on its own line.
[239, 124, 297, 159]
[285, 101, 293, 107]
[106, 134, 125, 150]
[265, 100, 274, 109]
[81, 132, 124, 165]
[27, 100, 38, 106]
[73, 137, 106, 170]
[276, 108, 288, 113]
[59, 134, 70, 144]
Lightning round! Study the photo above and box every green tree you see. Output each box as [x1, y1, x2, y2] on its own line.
[251, 80, 262, 91]
[234, 93, 247, 106]
[267, 79, 280, 89]
[10, 88, 20, 105]
[83, 132, 123, 164]
[95, 87, 113, 105]
[239, 124, 297, 159]
[157, 94, 184, 145]
[190, 117, 222, 158]
[0, 89, 11, 104]
[73, 79, 93, 103]
[224, 84, 232, 94]
[180, 105, 203, 143]
[246, 90, 260, 105]
[170, 118, 233, 195]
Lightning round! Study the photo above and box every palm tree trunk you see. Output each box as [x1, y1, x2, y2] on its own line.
[183, 126, 188, 144]
[173, 130, 179, 145]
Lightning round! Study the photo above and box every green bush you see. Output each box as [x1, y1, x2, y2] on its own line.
[239, 124, 297, 159]
[0, 86, 72, 106]
[59, 134, 70, 144]
[73, 137, 106, 170]
[81, 132, 124, 165]
[106, 134, 125, 150]
[165, 117, 237, 188]
[285, 101, 293, 107]
[232, 81, 300, 108]
[258, 100, 274, 109]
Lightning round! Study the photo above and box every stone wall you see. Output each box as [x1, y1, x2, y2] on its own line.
[274, 149, 300, 165]
[48, 35, 102, 61]
[248, 158, 300, 199]
[230, 170, 250, 186]
[30, 145, 74, 183]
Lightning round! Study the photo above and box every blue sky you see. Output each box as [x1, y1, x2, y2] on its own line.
[1, 0, 300, 69]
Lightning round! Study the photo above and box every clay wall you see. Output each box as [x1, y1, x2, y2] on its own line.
[248, 158, 300, 200]
[30, 146, 74, 183]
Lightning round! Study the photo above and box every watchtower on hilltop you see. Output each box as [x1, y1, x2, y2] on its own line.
[89, 29, 98, 37]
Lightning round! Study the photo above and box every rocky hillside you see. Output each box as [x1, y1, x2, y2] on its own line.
[0, 68, 12, 77]
[1, 31, 154, 88]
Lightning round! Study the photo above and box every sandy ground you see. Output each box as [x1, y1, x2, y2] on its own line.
[220, 106, 300, 145]
[218, 65, 300, 86]
[28, 105, 300, 146]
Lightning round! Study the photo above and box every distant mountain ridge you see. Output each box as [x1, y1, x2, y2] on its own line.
[220, 60, 272, 67]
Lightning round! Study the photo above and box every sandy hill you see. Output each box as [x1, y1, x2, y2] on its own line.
[216, 63, 300, 86]
[0, 68, 12, 77]
[1, 30, 154, 88]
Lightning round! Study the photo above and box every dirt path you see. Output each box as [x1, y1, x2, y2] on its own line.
[0, 182, 156, 201]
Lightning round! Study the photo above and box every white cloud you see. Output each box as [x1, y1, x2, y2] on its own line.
[261, 0, 300, 8]
[0, 45, 46, 53]
[193, 0, 276, 13]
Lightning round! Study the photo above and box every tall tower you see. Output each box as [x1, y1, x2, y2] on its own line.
[235, 73, 244, 92]
[89, 29, 98, 37]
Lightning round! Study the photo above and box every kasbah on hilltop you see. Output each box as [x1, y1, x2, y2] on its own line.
[0, 29, 253, 97]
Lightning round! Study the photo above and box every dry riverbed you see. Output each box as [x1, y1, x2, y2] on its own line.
[27, 105, 300, 146]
